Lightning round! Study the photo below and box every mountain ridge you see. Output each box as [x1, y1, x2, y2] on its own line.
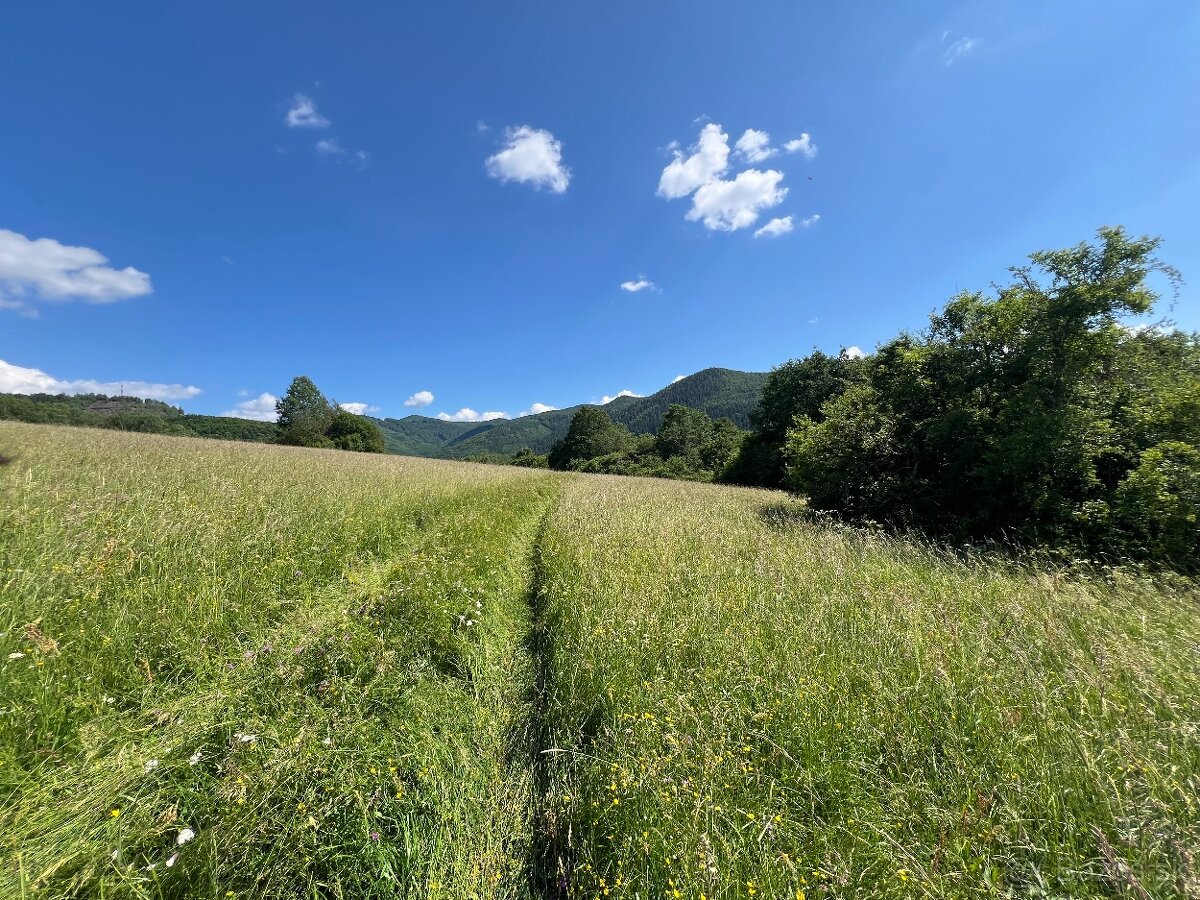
[375, 367, 767, 458]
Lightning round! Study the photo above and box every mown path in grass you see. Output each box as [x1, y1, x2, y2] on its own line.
[3, 424, 1199, 900]
[0, 424, 562, 899]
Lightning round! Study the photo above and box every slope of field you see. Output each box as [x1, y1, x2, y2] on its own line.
[2, 422, 1198, 899]
[0, 423, 560, 899]
[536, 478, 1200, 899]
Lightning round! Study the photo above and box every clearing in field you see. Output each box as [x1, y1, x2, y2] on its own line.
[2, 422, 1198, 899]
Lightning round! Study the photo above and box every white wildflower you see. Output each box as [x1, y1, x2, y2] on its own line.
[232, 732, 257, 745]
[144, 759, 159, 772]
[165, 853, 178, 868]
[188, 750, 203, 766]
[7, 652, 25, 660]
[177, 827, 195, 845]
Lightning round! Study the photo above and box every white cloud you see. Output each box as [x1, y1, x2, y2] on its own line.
[518, 402, 557, 417]
[0, 358, 201, 401]
[601, 390, 641, 404]
[841, 346, 867, 359]
[734, 129, 777, 163]
[222, 392, 278, 421]
[657, 123, 730, 199]
[404, 390, 435, 408]
[485, 126, 570, 193]
[339, 402, 380, 415]
[754, 216, 794, 239]
[798, 213, 821, 228]
[687, 169, 787, 231]
[620, 278, 656, 293]
[942, 36, 979, 66]
[784, 133, 818, 160]
[672, 374, 686, 383]
[0, 229, 152, 313]
[436, 408, 509, 422]
[285, 94, 329, 128]
[315, 138, 344, 156]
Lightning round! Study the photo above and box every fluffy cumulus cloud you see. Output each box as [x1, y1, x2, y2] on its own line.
[285, 94, 329, 128]
[0, 229, 152, 314]
[620, 278, 655, 293]
[485, 126, 570, 193]
[687, 169, 787, 232]
[601, 389, 641, 404]
[222, 392, 278, 421]
[657, 123, 731, 199]
[672, 374, 686, 383]
[518, 402, 557, 417]
[842, 346, 867, 359]
[784, 133, 818, 159]
[404, 390, 434, 408]
[734, 129, 777, 163]
[436, 408, 509, 423]
[339, 401, 379, 415]
[0, 358, 200, 401]
[657, 124, 809, 232]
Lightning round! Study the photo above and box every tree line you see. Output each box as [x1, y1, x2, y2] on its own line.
[727, 227, 1199, 572]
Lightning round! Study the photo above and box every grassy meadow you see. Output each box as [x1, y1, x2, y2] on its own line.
[2, 422, 1198, 899]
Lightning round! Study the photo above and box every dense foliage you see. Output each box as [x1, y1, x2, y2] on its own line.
[546, 403, 745, 481]
[0, 392, 277, 443]
[733, 228, 1199, 571]
[275, 376, 386, 453]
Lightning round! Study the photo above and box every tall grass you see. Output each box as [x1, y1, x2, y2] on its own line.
[537, 476, 1200, 899]
[0, 423, 559, 898]
[3, 424, 1198, 899]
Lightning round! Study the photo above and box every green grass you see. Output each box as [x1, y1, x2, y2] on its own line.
[2, 423, 1198, 899]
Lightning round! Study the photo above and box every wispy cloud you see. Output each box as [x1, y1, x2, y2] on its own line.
[754, 216, 794, 239]
[672, 374, 686, 383]
[0, 358, 200, 401]
[941, 34, 979, 66]
[620, 278, 656, 293]
[0, 229, 152, 315]
[285, 94, 329, 128]
[486, 126, 571, 193]
[315, 138, 344, 156]
[222, 392, 278, 421]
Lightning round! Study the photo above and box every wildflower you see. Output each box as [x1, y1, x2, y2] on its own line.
[166, 853, 178, 868]
[109, 807, 121, 818]
[188, 751, 203, 766]
[232, 732, 257, 745]
[144, 759, 159, 773]
[177, 827, 196, 845]
[6, 652, 24, 660]
[370, 830, 381, 841]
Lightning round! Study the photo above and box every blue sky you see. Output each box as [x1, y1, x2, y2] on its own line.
[2, 1, 1198, 422]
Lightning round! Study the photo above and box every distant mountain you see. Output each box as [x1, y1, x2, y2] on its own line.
[375, 368, 767, 459]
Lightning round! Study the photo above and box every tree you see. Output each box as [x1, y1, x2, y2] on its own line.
[548, 407, 634, 470]
[726, 351, 864, 487]
[327, 409, 386, 453]
[276, 377, 335, 447]
[780, 227, 1199, 570]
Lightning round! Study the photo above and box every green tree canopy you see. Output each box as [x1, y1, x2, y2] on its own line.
[548, 407, 634, 470]
[327, 409, 387, 453]
[276, 376, 335, 448]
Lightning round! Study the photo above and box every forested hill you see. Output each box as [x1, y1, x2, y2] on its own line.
[375, 367, 767, 458]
